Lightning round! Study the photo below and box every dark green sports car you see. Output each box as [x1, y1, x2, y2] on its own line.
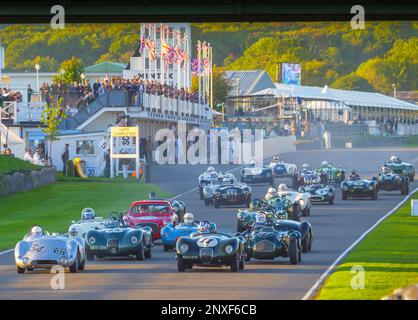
[85, 213, 153, 261]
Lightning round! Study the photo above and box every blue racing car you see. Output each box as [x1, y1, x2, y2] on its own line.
[161, 213, 198, 251]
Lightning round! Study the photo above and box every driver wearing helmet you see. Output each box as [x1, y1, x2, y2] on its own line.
[248, 159, 257, 168]
[197, 220, 210, 234]
[222, 177, 231, 186]
[249, 200, 261, 212]
[272, 155, 279, 163]
[321, 161, 329, 168]
[171, 213, 179, 227]
[349, 170, 361, 180]
[389, 155, 400, 163]
[81, 208, 95, 221]
[302, 163, 310, 172]
[207, 166, 215, 173]
[265, 187, 277, 201]
[183, 213, 195, 226]
[148, 192, 157, 200]
[27, 225, 43, 240]
[277, 183, 288, 192]
[208, 223, 217, 233]
[381, 165, 391, 175]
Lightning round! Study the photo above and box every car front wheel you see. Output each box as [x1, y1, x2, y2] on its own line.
[177, 256, 186, 272]
[289, 237, 299, 265]
[230, 253, 239, 272]
[17, 265, 25, 274]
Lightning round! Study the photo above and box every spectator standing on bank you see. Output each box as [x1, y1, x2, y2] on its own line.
[324, 129, 332, 149]
[61, 143, 70, 174]
[24, 148, 34, 162]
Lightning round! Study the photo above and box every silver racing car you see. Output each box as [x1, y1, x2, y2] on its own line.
[14, 225, 87, 274]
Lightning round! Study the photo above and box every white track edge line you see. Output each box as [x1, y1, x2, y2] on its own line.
[301, 187, 418, 300]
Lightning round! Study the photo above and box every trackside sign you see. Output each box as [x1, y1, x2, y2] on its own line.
[412, 200, 418, 217]
[111, 127, 138, 137]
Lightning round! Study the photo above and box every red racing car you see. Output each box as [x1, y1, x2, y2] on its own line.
[123, 199, 185, 240]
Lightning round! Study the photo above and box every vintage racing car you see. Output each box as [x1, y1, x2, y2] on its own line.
[386, 156, 415, 182]
[15, 225, 87, 273]
[240, 213, 313, 264]
[176, 221, 246, 272]
[161, 213, 198, 251]
[298, 183, 336, 205]
[203, 177, 252, 208]
[236, 199, 288, 232]
[86, 212, 153, 260]
[198, 167, 220, 199]
[68, 208, 108, 239]
[240, 160, 274, 186]
[268, 155, 297, 177]
[123, 198, 185, 239]
[274, 184, 312, 216]
[317, 161, 346, 184]
[341, 171, 378, 200]
[267, 195, 302, 221]
[373, 165, 410, 195]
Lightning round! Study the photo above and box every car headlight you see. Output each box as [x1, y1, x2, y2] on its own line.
[225, 245, 233, 254]
[342, 185, 348, 191]
[59, 257, 68, 265]
[89, 237, 96, 245]
[179, 244, 189, 254]
[368, 185, 374, 191]
[402, 169, 407, 174]
[130, 236, 138, 244]
[22, 257, 30, 265]
[163, 231, 169, 238]
[214, 191, 221, 197]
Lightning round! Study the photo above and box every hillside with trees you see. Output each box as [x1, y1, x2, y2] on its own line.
[0, 22, 417, 95]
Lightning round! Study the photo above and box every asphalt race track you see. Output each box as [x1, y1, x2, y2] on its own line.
[0, 148, 417, 300]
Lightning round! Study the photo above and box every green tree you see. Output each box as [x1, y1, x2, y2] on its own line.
[55, 57, 84, 84]
[331, 73, 375, 91]
[40, 98, 67, 165]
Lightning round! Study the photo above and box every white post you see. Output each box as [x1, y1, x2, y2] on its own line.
[210, 45, 213, 111]
[160, 24, 164, 85]
[197, 40, 201, 106]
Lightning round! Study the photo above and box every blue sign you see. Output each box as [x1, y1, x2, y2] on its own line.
[282, 63, 301, 85]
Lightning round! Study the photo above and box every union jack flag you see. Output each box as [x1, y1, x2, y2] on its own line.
[145, 39, 156, 61]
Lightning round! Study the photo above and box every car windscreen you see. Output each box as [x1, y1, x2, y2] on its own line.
[129, 204, 170, 215]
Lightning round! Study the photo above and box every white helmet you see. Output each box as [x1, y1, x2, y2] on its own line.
[184, 213, 194, 225]
[278, 183, 288, 192]
[322, 161, 329, 166]
[207, 166, 215, 173]
[267, 187, 277, 196]
[255, 213, 267, 224]
[81, 207, 95, 220]
[30, 225, 43, 237]
[302, 163, 309, 170]
[249, 159, 257, 168]
[273, 155, 279, 162]
[171, 213, 179, 225]
[390, 155, 398, 162]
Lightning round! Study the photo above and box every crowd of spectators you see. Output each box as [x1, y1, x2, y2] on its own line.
[38, 74, 208, 112]
[1, 87, 23, 103]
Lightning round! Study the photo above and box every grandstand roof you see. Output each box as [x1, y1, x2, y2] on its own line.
[224, 70, 276, 96]
[84, 61, 126, 74]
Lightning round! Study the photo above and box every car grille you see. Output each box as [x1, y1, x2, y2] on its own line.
[136, 222, 159, 234]
[199, 248, 213, 264]
[32, 260, 57, 265]
[107, 238, 118, 249]
[392, 169, 403, 174]
[254, 240, 275, 253]
[311, 195, 324, 201]
[226, 189, 239, 201]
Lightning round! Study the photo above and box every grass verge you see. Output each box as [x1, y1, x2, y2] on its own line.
[0, 155, 41, 176]
[0, 179, 171, 250]
[316, 190, 418, 300]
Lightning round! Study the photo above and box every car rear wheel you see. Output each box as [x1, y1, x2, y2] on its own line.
[410, 174, 414, 182]
[177, 256, 186, 272]
[230, 253, 239, 272]
[289, 237, 298, 265]
[302, 233, 310, 253]
[86, 248, 95, 261]
[144, 241, 152, 259]
[302, 206, 310, 217]
[16, 265, 25, 274]
[342, 190, 348, 200]
[69, 254, 79, 273]
[136, 244, 145, 261]
[214, 199, 220, 208]
[239, 254, 245, 270]
[371, 189, 378, 200]
[329, 197, 334, 205]
[163, 244, 173, 252]
[292, 205, 301, 222]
